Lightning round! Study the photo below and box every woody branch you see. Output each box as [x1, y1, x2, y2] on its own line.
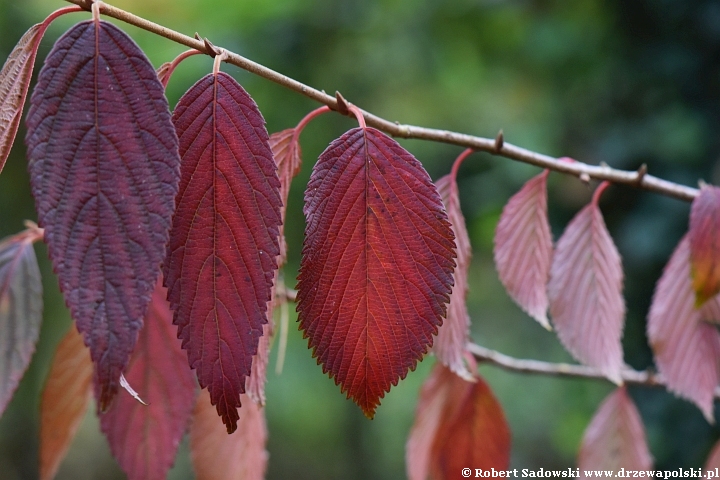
[65, 0, 698, 202]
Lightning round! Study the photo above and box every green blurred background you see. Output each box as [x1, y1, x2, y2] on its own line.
[1, 0, 720, 478]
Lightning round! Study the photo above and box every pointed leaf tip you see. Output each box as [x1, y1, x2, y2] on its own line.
[191, 392, 268, 480]
[165, 72, 282, 433]
[578, 388, 652, 474]
[494, 170, 553, 329]
[435, 174, 474, 380]
[689, 185, 720, 306]
[100, 282, 196, 480]
[548, 188, 625, 384]
[647, 235, 720, 421]
[297, 127, 456, 417]
[26, 20, 181, 409]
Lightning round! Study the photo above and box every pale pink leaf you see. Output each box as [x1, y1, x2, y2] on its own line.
[434, 174, 473, 380]
[647, 235, 720, 422]
[190, 392, 268, 480]
[548, 183, 625, 384]
[494, 170, 553, 329]
[578, 387, 652, 476]
[704, 439, 720, 471]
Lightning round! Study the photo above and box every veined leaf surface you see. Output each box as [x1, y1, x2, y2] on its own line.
[100, 281, 196, 480]
[297, 126, 456, 417]
[689, 185, 720, 306]
[406, 364, 510, 480]
[647, 235, 720, 421]
[435, 174, 473, 380]
[165, 72, 281, 433]
[0, 24, 42, 174]
[0, 231, 42, 416]
[578, 387, 652, 476]
[548, 184, 625, 384]
[268, 127, 302, 265]
[39, 327, 93, 480]
[494, 170, 552, 329]
[190, 391, 268, 480]
[25, 19, 181, 410]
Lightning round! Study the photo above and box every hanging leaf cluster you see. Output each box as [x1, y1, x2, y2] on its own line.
[1, 3, 720, 480]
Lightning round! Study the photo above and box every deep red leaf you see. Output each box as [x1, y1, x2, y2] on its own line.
[190, 391, 268, 480]
[100, 281, 196, 480]
[434, 174, 473, 380]
[297, 127, 456, 417]
[165, 71, 281, 433]
[577, 387, 652, 475]
[647, 235, 720, 421]
[494, 170, 553, 329]
[548, 183, 625, 384]
[406, 364, 510, 480]
[39, 326, 93, 480]
[689, 185, 720, 306]
[0, 230, 42, 416]
[25, 19, 181, 410]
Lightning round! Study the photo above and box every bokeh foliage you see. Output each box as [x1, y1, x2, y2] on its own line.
[1, 0, 719, 478]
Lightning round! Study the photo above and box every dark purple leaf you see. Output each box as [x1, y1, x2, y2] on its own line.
[25, 19, 181, 410]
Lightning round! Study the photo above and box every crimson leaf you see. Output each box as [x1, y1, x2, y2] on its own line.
[100, 281, 196, 480]
[25, 19, 181, 410]
[0, 231, 42, 416]
[548, 183, 625, 384]
[647, 235, 720, 421]
[297, 126, 456, 418]
[494, 170, 553, 329]
[435, 173, 473, 380]
[165, 71, 281, 433]
[689, 184, 720, 306]
[577, 387, 652, 474]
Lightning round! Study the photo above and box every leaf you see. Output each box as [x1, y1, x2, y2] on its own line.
[268, 127, 302, 265]
[39, 327, 93, 480]
[0, 24, 43, 175]
[243, 127, 303, 405]
[190, 391, 268, 480]
[100, 281, 196, 480]
[297, 127, 456, 418]
[165, 71, 281, 433]
[548, 183, 625, 384]
[434, 174, 473, 380]
[25, 19, 181, 410]
[704, 438, 720, 471]
[406, 364, 510, 480]
[494, 170, 553, 329]
[0, 231, 42, 416]
[647, 235, 720, 421]
[577, 387, 652, 475]
[689, 184, 720, 306]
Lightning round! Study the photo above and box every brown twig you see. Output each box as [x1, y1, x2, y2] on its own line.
[61, 0, 700, 202]
[467, 343, 720, 399]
